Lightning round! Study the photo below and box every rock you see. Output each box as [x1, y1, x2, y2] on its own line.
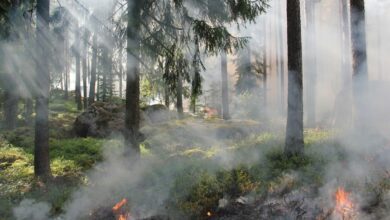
[74, 102, 125, 138]
[74, 103, 170, 138]
[141, 104, 170, 124]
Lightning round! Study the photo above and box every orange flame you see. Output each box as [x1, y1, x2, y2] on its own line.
[112, 198, 130, 220]
[335, 187, 355, 219]
[207, 211, 212, 217]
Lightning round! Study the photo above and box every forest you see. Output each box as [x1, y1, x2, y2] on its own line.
[0, 0, 389, 219]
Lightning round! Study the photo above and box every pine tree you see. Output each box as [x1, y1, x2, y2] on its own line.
[285, 0, 304, 157]
[125, 0, 142, 159]
[350, 0, 368, 130]
[34, 0, 51, 179]
[89, 34, 98, 105]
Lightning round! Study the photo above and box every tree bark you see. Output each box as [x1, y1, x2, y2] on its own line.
[88, 34, 97, 105]
[64, 36, 69, 100]
[350, 0, 368, 129]
[125, 0, 141, 159]
[221, 52, 230, 120]
[101, 46, 108, 102]
[176, 71, 184, 119]
[164, 85, 170, 108]
[164, 58, 170, 108]
[75, 27, 82, 110]
[285, 0, 304, 157]
[119, 42, 123, 99]
[262, 16, 268, 111]
[108, 50, 113, 100]
[2, 0, 21, 130]
[82, 28, 88, 109]
[34, 0, 51, 179]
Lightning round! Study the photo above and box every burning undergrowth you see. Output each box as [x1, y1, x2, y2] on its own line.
[10, 124, 390, 220]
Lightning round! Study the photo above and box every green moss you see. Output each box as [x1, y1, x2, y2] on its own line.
[170, 169, 222, 218]
[50, 99, 79, 113]
[50, 138, 103, 169]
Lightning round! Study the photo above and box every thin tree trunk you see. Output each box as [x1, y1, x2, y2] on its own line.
[221, 52, 230, 120]
[102, 46, 108, 102]
[35, 0, 51, 179]
[164, 58, 170, 108]
[108, 51, 113, 100]
[305, 0, 318, 128]
[89, 34, 97, 105]
[75, 27, 82, 110]
[263, 16, 268, 110]
[3, 1, 20, 130]
[350, 0, 368, 129]
[119, 42, 123, 99]
[125, 0, 141, 159]
[82, 28, 88, 109]
[285, 0, 304, 157]
[97, 75, 100, 102]
[176, 72, 184, 119]
[164, 85, 170, 108]
[64, 36, 69, 100]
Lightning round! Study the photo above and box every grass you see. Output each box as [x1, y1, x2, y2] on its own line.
[1, 104, 388, 220]
[0, 137, 104, 219]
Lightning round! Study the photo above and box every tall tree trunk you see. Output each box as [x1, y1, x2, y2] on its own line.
[125, 0, 141, 159]
[305, 0, 318, 128]
[82, 28, 88, 109]
[89, 34, 97, 105]
[285, 0, 304, 157]
[164, 58, 170, 108]
[35, 0, 51, 179]
[164, 85, 170, 108]
[176, 72, 184, 119]
[75, 28, 82, 110]
[350, 0, 368, 129]
[108, 51, 113, 100]
[64, 36, 69, 100]
[221, 52, 230, 120]
[119, 42, 123, 99]
[3, 1, 20, 130]
[96, 75, 100, 102]
[102, 46, 108, 102]
[262, 16, 268, 111]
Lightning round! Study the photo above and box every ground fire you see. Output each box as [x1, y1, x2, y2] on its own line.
[112, 198, 131, 220]
[334, 187, 356, 220]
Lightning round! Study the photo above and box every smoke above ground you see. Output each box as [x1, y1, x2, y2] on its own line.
[6, 0, 390, 219]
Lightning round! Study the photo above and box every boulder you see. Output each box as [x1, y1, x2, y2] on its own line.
[141, 104, 170, 124]
[74, 102, 170, 138]
[74, 102, 125, 138]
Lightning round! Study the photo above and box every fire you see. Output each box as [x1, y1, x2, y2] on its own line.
[112, 198, 130, 220]
[207, 211, 212, 217]
[334, 187, 355, 219]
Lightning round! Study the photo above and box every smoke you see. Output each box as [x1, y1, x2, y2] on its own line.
[12, 199, 51, 220]
[7, 0, 390, 219]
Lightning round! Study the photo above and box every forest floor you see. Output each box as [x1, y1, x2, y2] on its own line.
[0, 100, 389, 219]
